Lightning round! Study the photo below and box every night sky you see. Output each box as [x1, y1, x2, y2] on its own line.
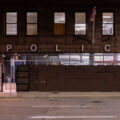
[0, 0, 119, 6]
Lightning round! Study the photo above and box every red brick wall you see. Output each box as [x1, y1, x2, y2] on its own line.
[0, 6, 120, 53]
[29, 65, 120, 91]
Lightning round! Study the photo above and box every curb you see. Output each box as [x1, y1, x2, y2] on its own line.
[1, 92, 120, 98]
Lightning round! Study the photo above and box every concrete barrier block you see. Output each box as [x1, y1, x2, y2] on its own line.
[3, 83, 17, 93]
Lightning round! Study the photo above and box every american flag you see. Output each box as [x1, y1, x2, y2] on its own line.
[90, 7, 96, 22]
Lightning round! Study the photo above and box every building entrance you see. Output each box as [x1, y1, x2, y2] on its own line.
[4, 53, 120, 91]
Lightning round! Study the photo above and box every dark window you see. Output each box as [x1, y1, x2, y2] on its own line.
[27, 12, 38, 35]
[6, 12, 17, 35]
[54, 12, 65, 35]
[102, 12, 114, 35]
[75, 12, 86, 35]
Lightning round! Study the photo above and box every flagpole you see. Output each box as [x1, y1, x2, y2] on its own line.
[90, 6, 96, 65]
[91, 18, 95, 65]
[93, 17, 95, 45]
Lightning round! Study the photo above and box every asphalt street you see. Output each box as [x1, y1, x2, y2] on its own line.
[0, 97, 120, 120]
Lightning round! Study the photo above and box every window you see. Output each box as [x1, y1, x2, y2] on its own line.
[49, 54, 59, 65]
[12, 53, 120, 66]
[81, 53, 90, 65]
[115, 53, 120, 61]
[70, 53, 80, 65]
[6, 12, 17, 35]
[102, 12, 114, 35]
[104, 53, 114, 61]
[75, 12, 86, 35]
[59, 53, 90, 65]
[54, 12, 65, 35]
[27, 12, 38, 35]
[59, 54, 70, 65]
[94, 53, 117, 65]
[94, 53, 104, 65]
[94, 53, 104, 62]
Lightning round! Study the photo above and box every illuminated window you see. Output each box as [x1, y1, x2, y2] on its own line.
[115, 53, 120, 61]
[11, 53, 120, 66]
[81, 53, 90, 65]
[59, 54, 70, 65]
[94, 53, 116, 65]
[104, 53, 114, 61]
[54, 12, 65, 35]
[94, 53, 104, 65]
[27, 12, 38, 35]
[70, 53, 80, 65]
[94, 53, 104, 61]
[75, 12, 86, 35]
[6, 12, 17, 35]
[102, 12, 114, 35]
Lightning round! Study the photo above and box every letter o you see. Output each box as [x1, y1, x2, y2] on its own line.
[31, 44, 38, 52]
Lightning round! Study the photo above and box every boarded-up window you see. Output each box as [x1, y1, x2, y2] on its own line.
[54, 12, 65, 35]
[75, 12, 86, 35]
[27, 12, 38, 35]
[6, 12, 17, 35]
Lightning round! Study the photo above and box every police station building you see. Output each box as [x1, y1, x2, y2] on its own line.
[0, 0, 120, 92]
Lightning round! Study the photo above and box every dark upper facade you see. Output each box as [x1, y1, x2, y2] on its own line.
[0, 0, 120, 53]
[0, 0, 120, 6]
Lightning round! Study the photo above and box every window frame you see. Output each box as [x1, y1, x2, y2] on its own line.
[53, 11, 66, 36]
[5, 12, 18, 36]
[74, 11, 87, 36]
[102, 11, 115, 36]
[26, 11, 38, 36]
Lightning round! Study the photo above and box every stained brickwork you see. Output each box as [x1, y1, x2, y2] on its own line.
[26, 65, 120, 91]
[0, 5, 119, 53]
[1, 2, 120, 91]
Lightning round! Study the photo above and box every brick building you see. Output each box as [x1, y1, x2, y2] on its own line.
[0, 0, 120, 92]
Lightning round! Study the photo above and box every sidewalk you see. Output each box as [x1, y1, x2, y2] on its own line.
[1, 92, 120, 98]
